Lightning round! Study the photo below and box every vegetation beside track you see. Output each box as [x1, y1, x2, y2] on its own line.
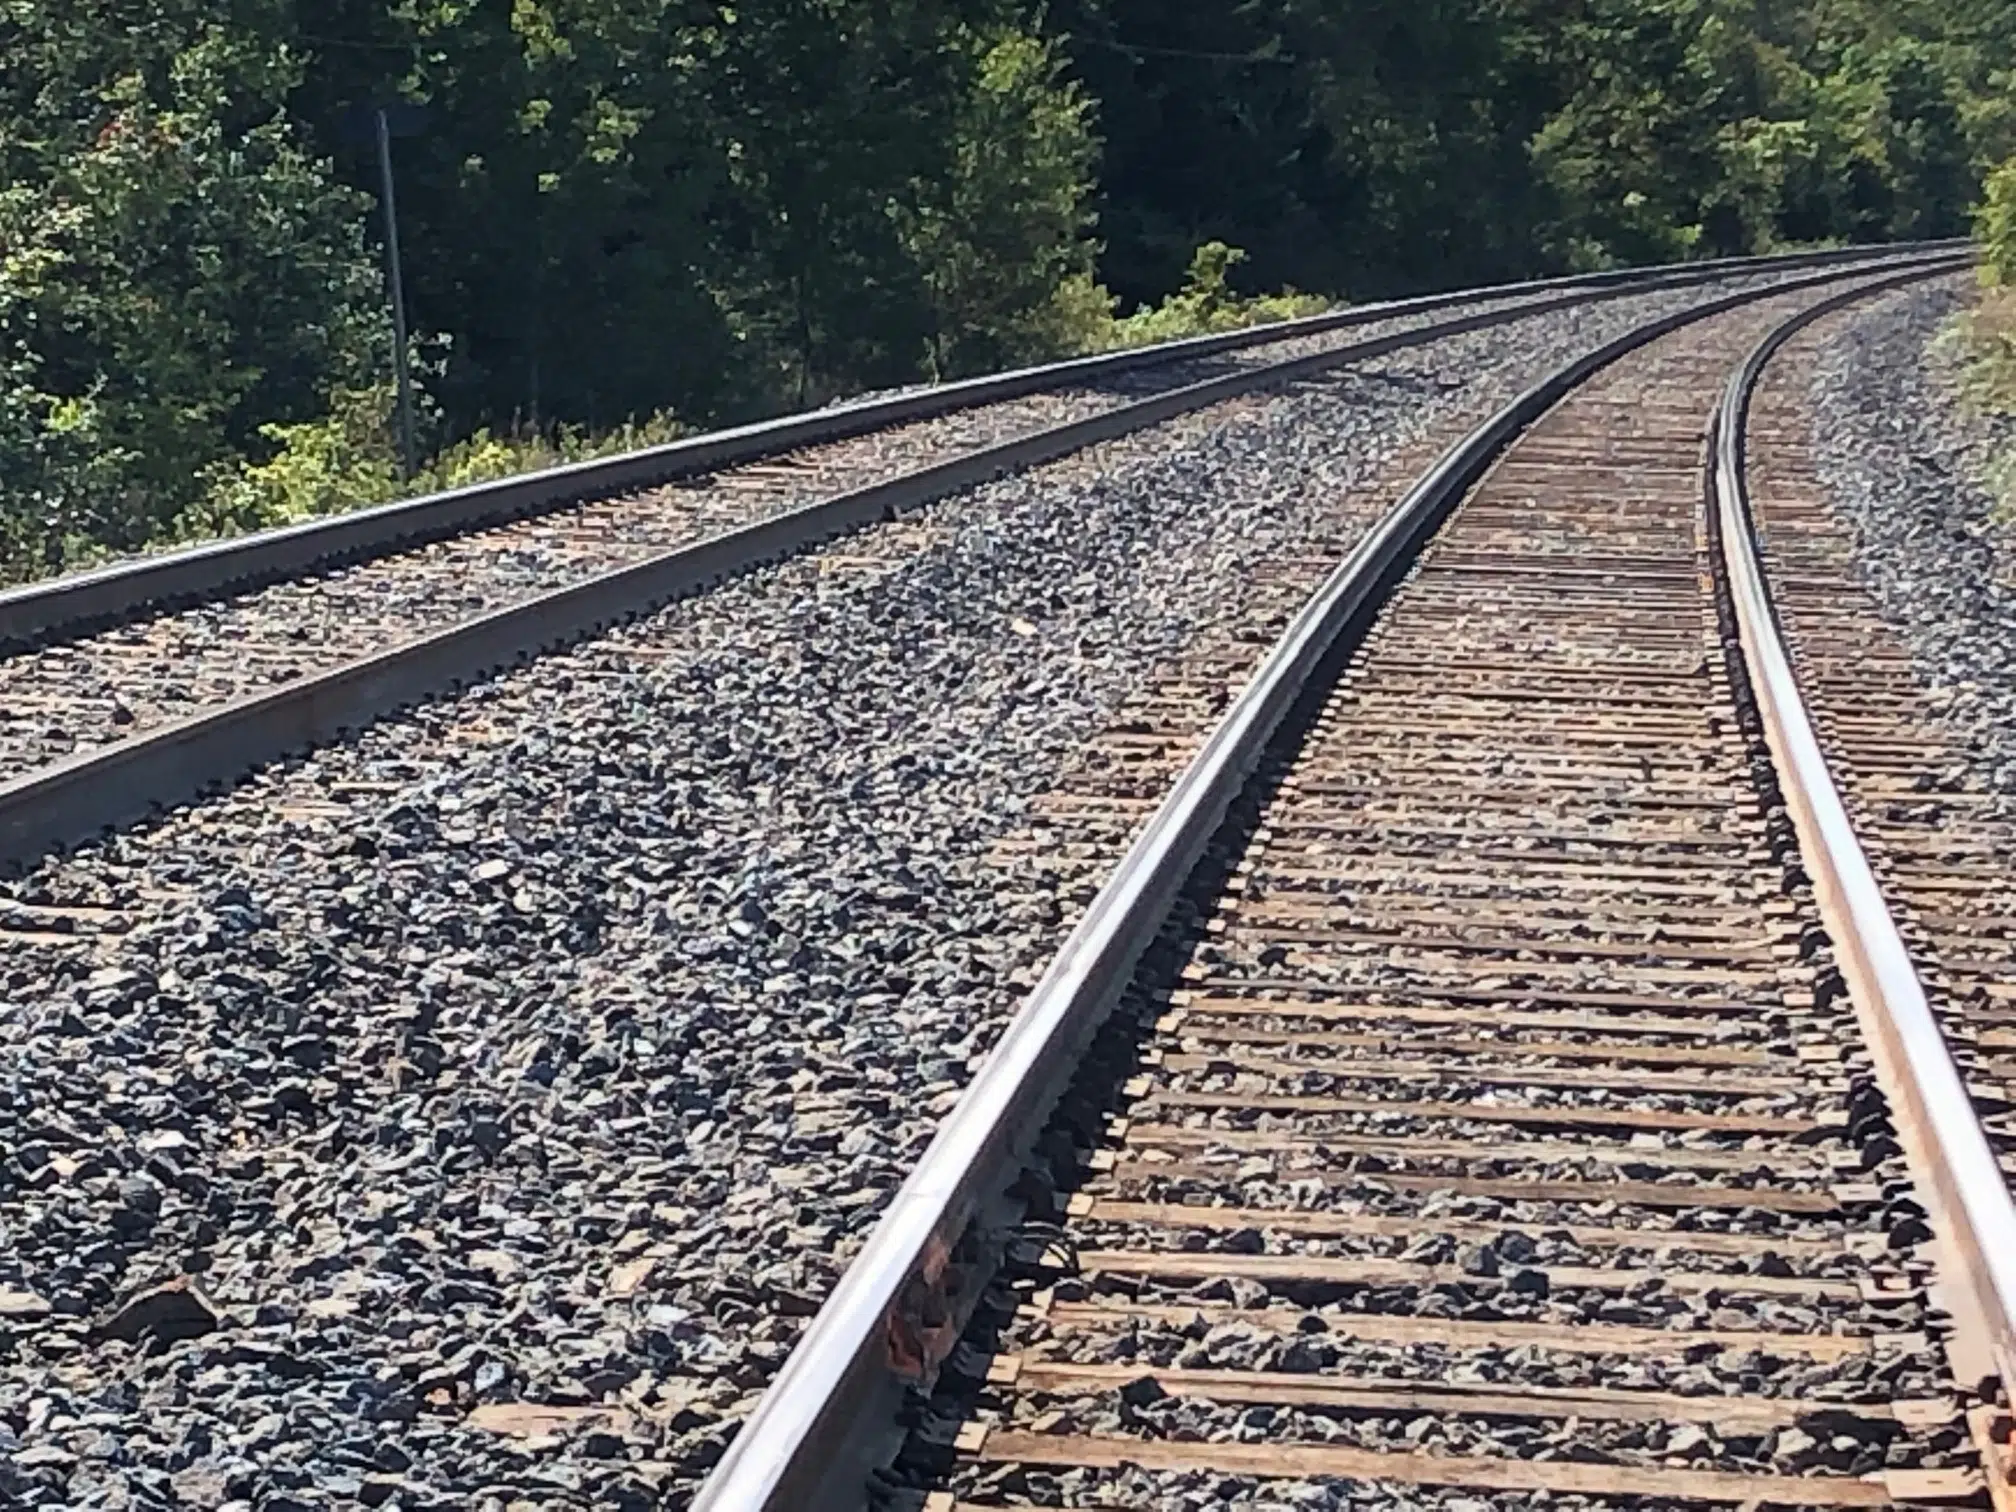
[3, 0, 2012, 579]
[1939, 157, 2016, 521]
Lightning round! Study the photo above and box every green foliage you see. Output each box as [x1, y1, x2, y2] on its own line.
[1940, 290, 2016, 522]
[180, 385, 409, 542]
[1941, 299, 2016, 413]
[0, 3, 384, 575]
[1948, 153, 2016, 521]
[902, 29, 1103, 378]
[184, 384, 683, 543]
[5, 0, 2015, 576]
[1, 0, 1102, 569]
[287, 1, 1112, 410]
[1057, 0, 2013, 293]
[0, 195, 132, 577]
[1944, 138, 2016, 520]
[1102, 242, 1330, 347]
[1979, 158, 2016, 286]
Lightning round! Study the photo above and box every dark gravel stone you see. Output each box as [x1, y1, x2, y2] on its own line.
[93, 1278, 222, 1348]
[1811, 280, 2016, 810]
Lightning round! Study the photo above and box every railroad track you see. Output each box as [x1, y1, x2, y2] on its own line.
[691, 261, 2016, 1511]
[0, 247, 1949, 870]
[1742, 309, 2016, 1187]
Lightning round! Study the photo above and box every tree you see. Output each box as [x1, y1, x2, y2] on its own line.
[0, 3, 383, 570]
[899, 27, 1102, 377]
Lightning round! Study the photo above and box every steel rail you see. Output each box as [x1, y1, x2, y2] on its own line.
[0, 242, 1958, 650]
[687, 252, 1970, 1512]
[0, 254, 1955, 872]
[1712, 275, 2016, 1416]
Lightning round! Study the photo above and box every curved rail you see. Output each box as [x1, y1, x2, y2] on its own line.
[1713, 284, 2016, 1415]
[688, 253, 1971, 1512]
[0, 254, 1955, 872]
[0, 242, 1957, 649]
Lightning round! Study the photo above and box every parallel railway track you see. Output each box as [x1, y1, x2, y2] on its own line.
[690, 262, 2016, 1511]
[0, 245, 1919, 652]
[0, 248, 1951, 870]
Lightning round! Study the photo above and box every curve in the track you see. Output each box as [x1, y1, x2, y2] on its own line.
[689, 265, 2011, 1512]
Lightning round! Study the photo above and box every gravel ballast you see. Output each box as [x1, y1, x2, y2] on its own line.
[0, 276, 1863, 1509]
[0, 283, 1578, 785]
[1809, 277, 2016, 806]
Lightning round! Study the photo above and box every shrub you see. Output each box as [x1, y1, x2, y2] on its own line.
[1103, 242, 1332, 348]
[1977, 156, 2016, 286]
[183, 385, 683, 542]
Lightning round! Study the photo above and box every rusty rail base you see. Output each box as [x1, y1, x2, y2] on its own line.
[1713, 277, 2016, 1438]
[683, 253, 1969, 1512]
[0, 243, 1961, 651]
[0, 254, 1954, 875]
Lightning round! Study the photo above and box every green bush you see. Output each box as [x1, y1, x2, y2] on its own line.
[183, 385, 683, 542]
[1979, 156, 2016, 287]
[1030, 272, 1122, 361]
[1945, 297, 2016, 413]
[1952, 156, 2016, 483]
[1095, 242, 1332, 350]
[1940, 282, 2016, 523]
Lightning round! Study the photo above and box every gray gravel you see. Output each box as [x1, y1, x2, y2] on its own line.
[1810, 279, 2016, 805]
[0, 276, 1863, 1509]
[0, 283, 1564, 785]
